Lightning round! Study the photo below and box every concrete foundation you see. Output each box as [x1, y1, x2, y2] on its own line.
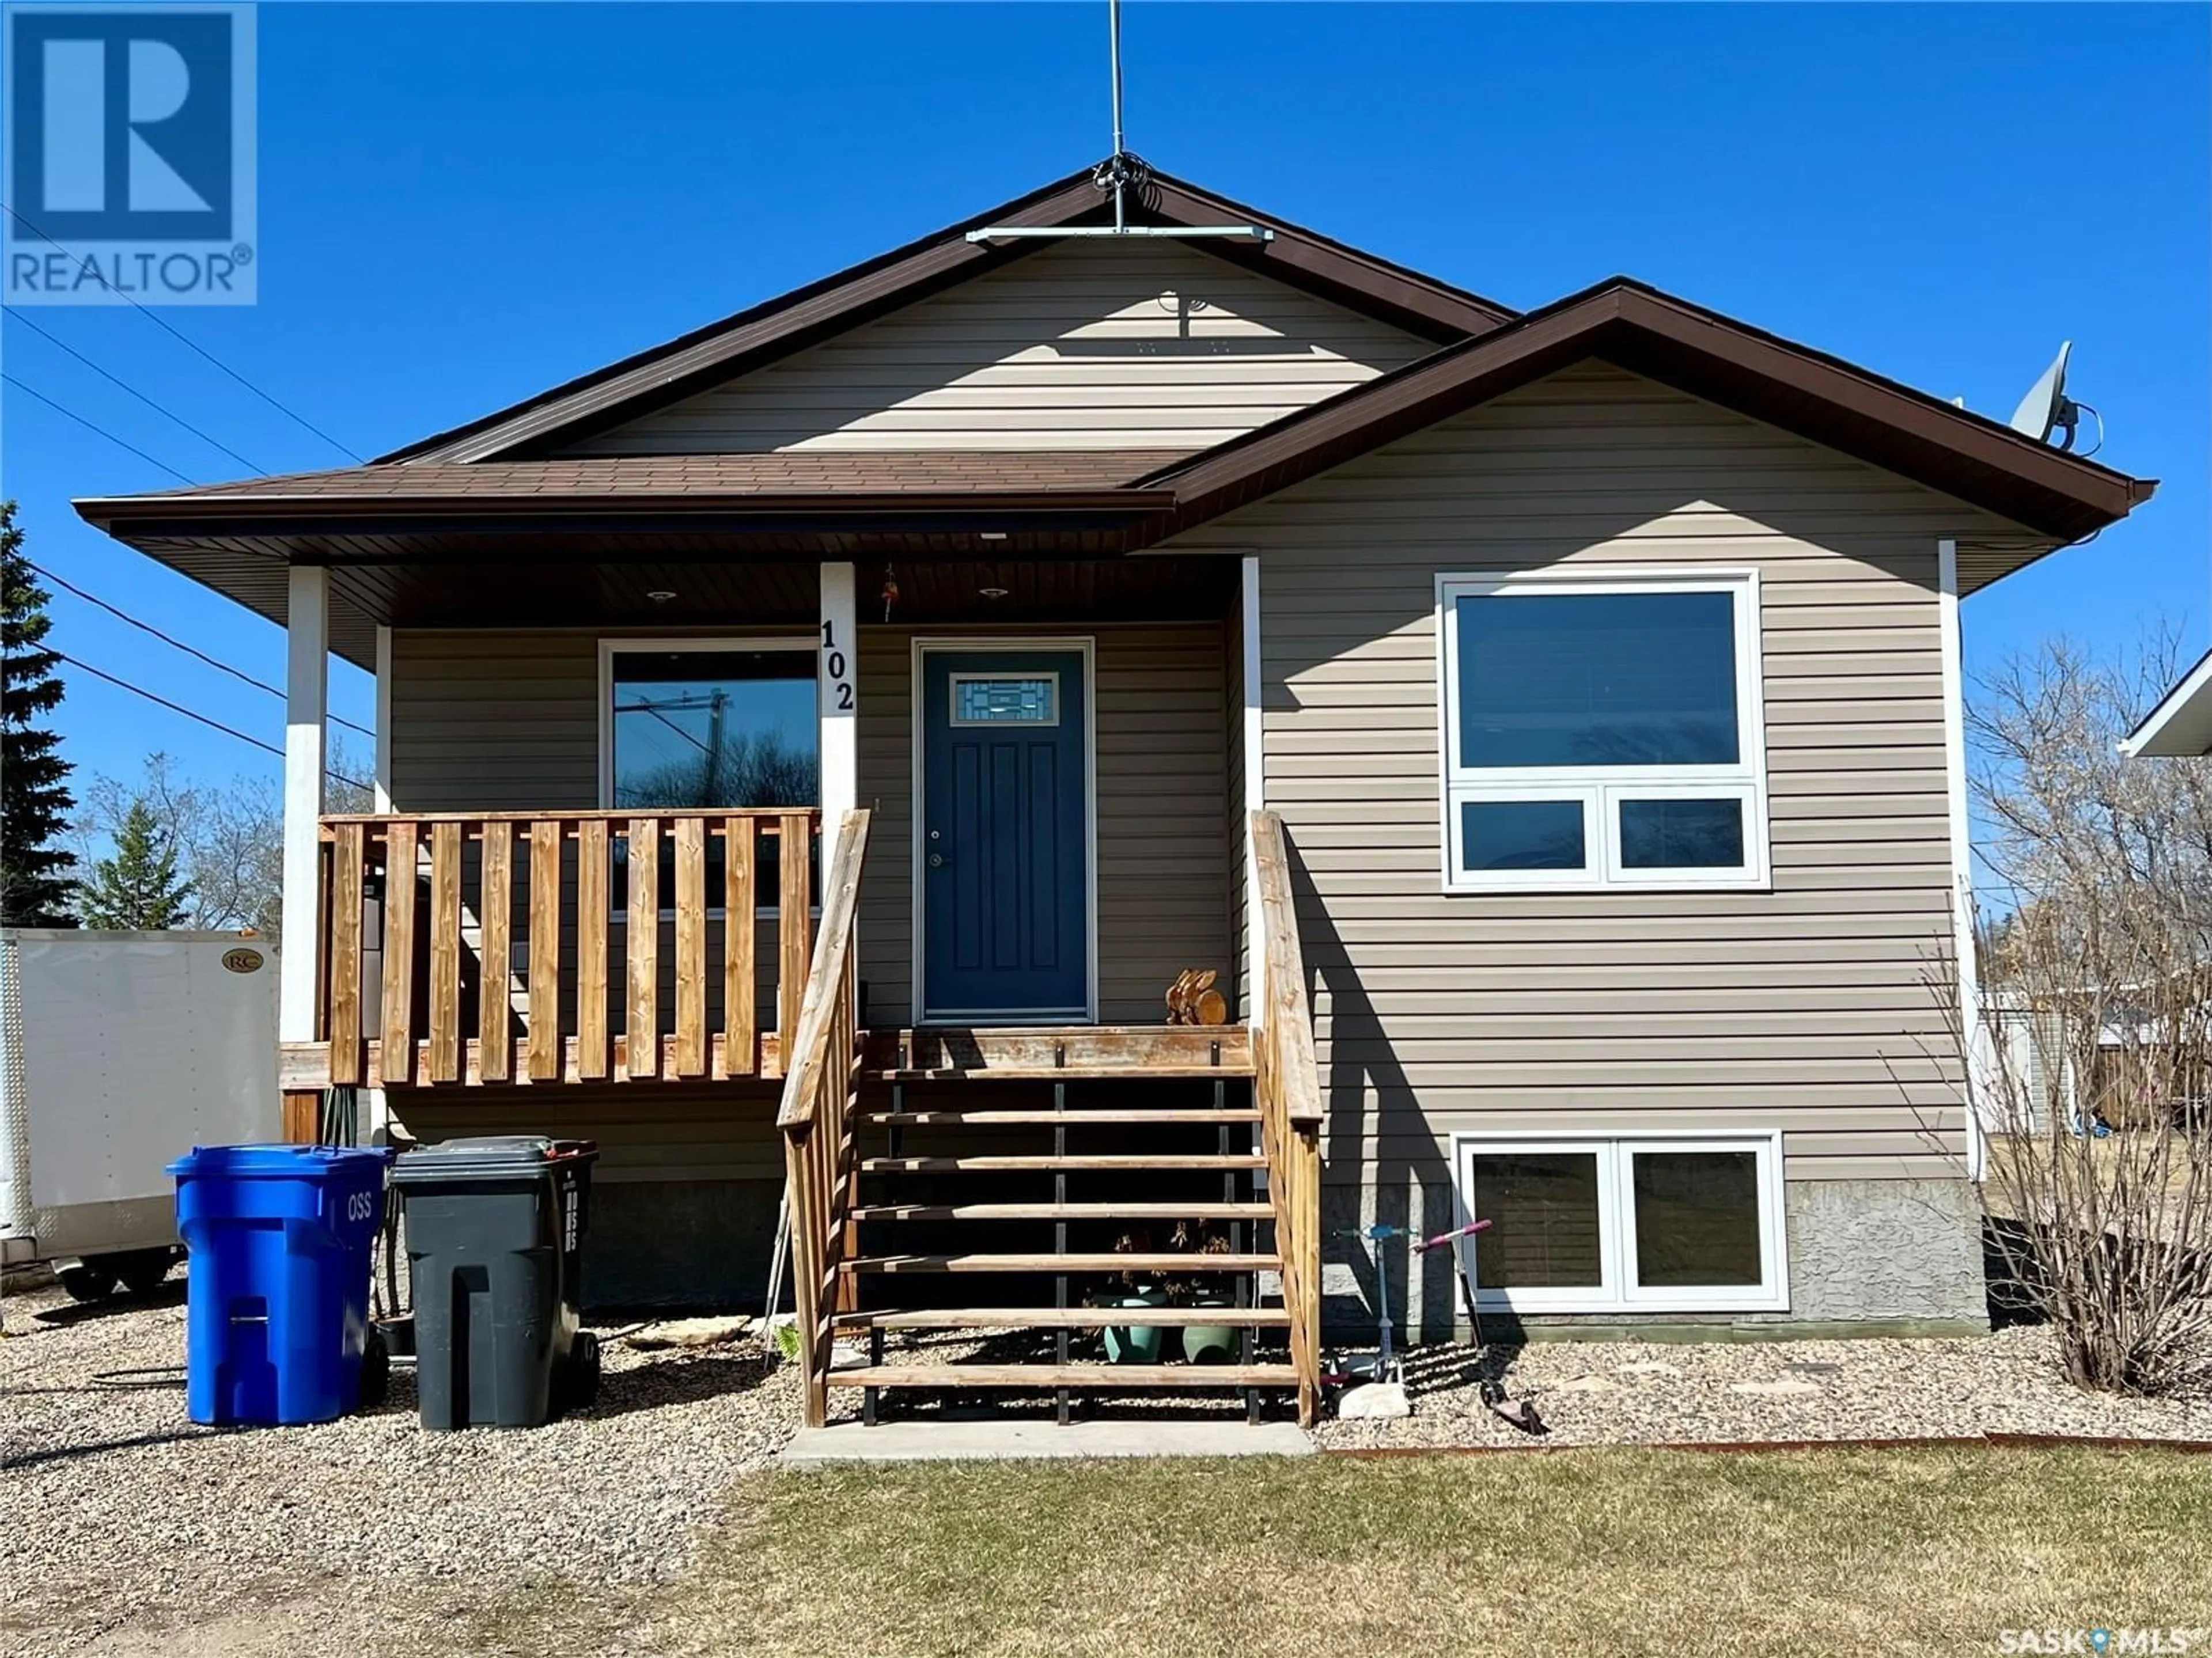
[1777, 1176, 1987, 1326]
[1319, 1174, 1989, 1342]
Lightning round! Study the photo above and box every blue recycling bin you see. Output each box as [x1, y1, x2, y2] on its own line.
[169, 1144, 391, 1426]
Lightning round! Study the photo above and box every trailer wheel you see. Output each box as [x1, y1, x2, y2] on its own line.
[59, 1265, 119, 1304]
[118, 1251, 176, 1297]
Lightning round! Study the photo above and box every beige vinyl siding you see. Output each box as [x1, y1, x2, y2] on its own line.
[855, 623, 1234, 1025]
[388, 631, 603, 812]
[393, 1084, 783, 1185]
[1168, 360, 2025, 1184]
[555, 239, 1426, 456]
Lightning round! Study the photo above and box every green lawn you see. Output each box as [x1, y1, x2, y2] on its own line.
[563, 1446, 2212, 1657]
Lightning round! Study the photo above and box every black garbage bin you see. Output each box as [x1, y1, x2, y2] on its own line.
[391, 1136, 600, 1429]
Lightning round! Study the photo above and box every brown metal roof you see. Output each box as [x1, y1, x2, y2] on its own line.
[377, 165, 1518, 467]
[80, 279, 2154, 557]
[86, 450, 1191, 506]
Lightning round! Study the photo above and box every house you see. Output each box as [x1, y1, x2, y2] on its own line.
[77, 162, 2156, 1426]
[2123, 650, 2212, 756]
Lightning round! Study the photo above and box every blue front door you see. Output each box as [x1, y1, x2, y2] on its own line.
[920, 648, 1090, 1022]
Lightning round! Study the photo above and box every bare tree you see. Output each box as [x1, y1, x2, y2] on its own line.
[1972, 626, 2212, 963]
[71, 746, 370, 936]
[1967, 628, 2212, 1395]
[613, 730, 814, 811]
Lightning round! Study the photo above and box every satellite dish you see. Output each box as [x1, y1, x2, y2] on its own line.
[2009, 341, 2081, 449]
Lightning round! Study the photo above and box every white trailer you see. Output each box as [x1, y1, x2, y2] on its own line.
[1, 929, 279, 1301]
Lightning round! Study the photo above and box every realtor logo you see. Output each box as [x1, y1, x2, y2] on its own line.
[3, 3, 257, 303]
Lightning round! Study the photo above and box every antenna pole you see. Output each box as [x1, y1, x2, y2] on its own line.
[1107, 0, 1126, 230]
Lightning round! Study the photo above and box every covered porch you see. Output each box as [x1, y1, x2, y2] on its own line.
[252, 546, 1256, 1110]
[79, 472, 1323, 1421]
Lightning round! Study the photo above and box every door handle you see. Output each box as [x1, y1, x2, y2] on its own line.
[928, 852, 945, 868]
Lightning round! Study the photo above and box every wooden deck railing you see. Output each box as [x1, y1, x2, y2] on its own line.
[774, 808, 872, 1429]
[1250, 809, 1324, 1427]
[297, 808, 820, 1090]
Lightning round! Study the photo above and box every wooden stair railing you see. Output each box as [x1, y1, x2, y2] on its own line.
[774, 808, 873, 1429]
[305, 808, 817, 1090]
[1250, 809, 1324, 1428]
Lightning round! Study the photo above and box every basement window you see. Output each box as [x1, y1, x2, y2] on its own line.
[1450, 1132, 1787, 1314]
[1438, 570, 1770, 893]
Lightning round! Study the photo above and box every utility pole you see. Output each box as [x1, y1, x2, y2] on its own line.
[702, 688, 727, 804]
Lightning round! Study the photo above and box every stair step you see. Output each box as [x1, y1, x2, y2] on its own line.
[845, 1201, 1274, 1223]
[865, 1026, 1255, 1080]
[861, 1109, 1260, 1126]
[842, 1252, 1279, 1274]
[827, 1363, 1299, 1390]
[860, 1154, 1266, 1174]
[833, 1306, 1291, 1330]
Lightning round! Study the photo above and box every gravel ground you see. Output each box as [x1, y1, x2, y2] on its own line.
[12, 1265, 2212, 1653]
[1316, 1323, 2212, 1452]
[0, 1272, 800, 1657]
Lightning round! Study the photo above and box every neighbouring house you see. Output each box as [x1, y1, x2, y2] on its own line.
[77, 162, 2156, 1426]
[2123, 650, 2212, 757]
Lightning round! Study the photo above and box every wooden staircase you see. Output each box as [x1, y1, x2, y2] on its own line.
[777, 810, 1325, 1429]
[825, 1046, 1300, 1422]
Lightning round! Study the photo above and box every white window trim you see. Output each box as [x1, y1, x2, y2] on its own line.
[1435, 567, 1771, 894]
[1450, 1129, 1789, 1315]
[596, 635, 819, 920]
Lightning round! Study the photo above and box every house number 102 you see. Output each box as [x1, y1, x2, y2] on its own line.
[820, 620, 855, 712]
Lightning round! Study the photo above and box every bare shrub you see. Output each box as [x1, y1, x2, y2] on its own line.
[1969, 631, 2212, 1395]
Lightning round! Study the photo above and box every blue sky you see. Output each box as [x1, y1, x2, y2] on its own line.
[3, 2, 2205, 818]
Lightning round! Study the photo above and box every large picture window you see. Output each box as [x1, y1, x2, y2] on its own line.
[1438, 570, 1769, 892]
[1453, 1132, 1787, 1313]
[600, 642, 818, 910]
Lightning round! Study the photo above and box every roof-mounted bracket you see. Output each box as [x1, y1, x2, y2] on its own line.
[965, 8, 1274, 247]
[964, 223, 1274, 244]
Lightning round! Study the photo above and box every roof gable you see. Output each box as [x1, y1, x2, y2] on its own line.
[383, 164, 1516, 466]
[553, 237, 1429, 456]
[1139, 279, 2156, 547]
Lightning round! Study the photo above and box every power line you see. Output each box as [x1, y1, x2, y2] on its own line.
[5, 308, 263, 473]
[641, 704, 711, 757]
[2, 202, 363, 462]
[30, 559, 374, 738]
[2, 371, 195, 485]
[53, 650, 368, 789]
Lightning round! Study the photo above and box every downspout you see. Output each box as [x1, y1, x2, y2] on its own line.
[1938, 537, 1990, 1182]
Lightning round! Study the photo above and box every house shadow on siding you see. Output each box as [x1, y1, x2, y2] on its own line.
[1283, 827, 1465, 1345]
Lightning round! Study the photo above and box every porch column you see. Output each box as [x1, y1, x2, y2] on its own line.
[1241, 555, 1264, 1025]
[279, 566, 328, 1137]
[365, 623, 393, 1140]
[819, 563, 858, 828]
[1938, 537, 1987, 1179]
[372, 624, 393, 812]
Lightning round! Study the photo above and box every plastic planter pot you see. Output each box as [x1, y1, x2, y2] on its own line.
[1101, 1289, 1168, 1363]
[1180, 1300, 1238, 1365]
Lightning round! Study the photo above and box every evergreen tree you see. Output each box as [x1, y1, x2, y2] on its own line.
[1, 502, 78, 925]
[77, 798, 192, 929]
